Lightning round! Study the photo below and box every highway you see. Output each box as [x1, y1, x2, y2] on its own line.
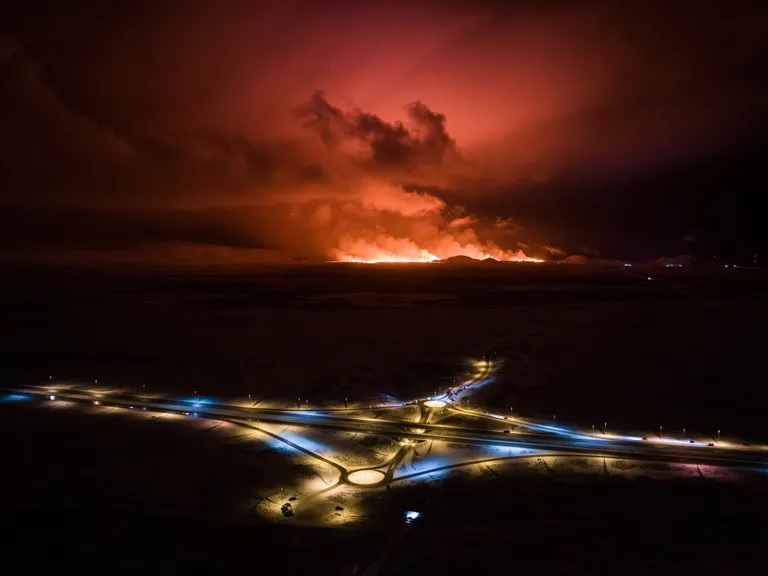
[4, 384, 768, 472]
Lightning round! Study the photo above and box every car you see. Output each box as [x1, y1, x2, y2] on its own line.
[707, 443, 714, 447]
[281, 503, 293, 517]
[689, 440, 694, 443]
[641, 437, 647, 441]
[503, 429, 510, 434]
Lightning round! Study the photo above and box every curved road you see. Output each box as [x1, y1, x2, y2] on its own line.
[4, 380, 767, 475]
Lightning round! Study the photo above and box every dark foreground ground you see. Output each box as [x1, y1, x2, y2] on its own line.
[2, 262, 767, 437]
[2, 263, 768, 574]
[3, 393, 768, 575]
[5, 479, 768, 576]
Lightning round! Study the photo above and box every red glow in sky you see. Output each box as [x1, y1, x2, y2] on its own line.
[1, 0, 766, 263]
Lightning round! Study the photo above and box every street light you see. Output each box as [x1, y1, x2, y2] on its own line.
[659, 425, 663, 438]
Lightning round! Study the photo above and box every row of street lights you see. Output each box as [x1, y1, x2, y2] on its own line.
[515, 405, 724, 441]
[45, 375, 726, 443]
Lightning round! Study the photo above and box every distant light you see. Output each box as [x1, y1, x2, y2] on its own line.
[404, 510, 421, 524]
[49, 395, 55, 401]
[623, 263, 632, 267]
[94, 401, 100, 405]
[647, 276, 653, 281]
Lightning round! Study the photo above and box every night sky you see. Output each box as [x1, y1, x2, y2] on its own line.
[2, 0, 766, 264]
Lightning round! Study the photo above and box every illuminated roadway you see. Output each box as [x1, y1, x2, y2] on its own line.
[3, 385, 768, 472]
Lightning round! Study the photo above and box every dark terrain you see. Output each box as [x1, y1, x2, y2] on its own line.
[2, 262, 767, 574]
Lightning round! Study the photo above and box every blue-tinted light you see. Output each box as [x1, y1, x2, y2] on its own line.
[2, 394, 31, 402]
[185, 397, 213, 408]
[404, 511, 421, 523]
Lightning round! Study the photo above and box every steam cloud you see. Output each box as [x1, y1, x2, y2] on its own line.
[3, 1, 767, 263]
[286, 180, 539, 262]
[0, 43, 549, 263]
[285, 93, 543, 262]
[297, 91, 456, 168]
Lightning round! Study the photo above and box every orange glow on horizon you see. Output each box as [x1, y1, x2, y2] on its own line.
[332, 241, 544, 264]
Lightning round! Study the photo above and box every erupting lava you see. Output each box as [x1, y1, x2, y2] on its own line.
[332, 239, 544, 263]
[313, 183, 549, 264]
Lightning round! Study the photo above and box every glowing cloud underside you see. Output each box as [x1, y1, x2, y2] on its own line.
[326, 187, 546, 264]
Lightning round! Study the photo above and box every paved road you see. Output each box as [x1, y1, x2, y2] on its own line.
[5, 386, 768, 471]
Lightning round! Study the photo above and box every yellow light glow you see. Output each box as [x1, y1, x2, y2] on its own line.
[347, 469, 386, 486]
[424, 400, 447, 408]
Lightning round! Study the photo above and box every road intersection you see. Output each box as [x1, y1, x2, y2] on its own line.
[3, 352, 767, 491]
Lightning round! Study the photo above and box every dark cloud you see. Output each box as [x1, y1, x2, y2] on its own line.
[295, 91, 345, 148]
[0, 43, 296, 209]
[0, 206, 278, 251]
[297, 91, 455, 169]
[0, 47, 131, 203]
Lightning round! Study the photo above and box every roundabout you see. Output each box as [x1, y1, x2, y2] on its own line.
[347, 469, 386, 486]
[423, 399, 447, 408]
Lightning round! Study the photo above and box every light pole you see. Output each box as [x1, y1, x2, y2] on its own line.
[683, 428, 686, 438]
[345, 397, 348, 409]
[717, 429, 720, 442]
[659, 425, 663, 438]
[604, 422, 607, 435]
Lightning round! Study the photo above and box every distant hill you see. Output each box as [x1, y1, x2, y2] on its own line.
[439, 255, 507, 265]
[440, 255, 484, 264]
[560, 254, 595, 265]
[559, 255, 624, 267]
